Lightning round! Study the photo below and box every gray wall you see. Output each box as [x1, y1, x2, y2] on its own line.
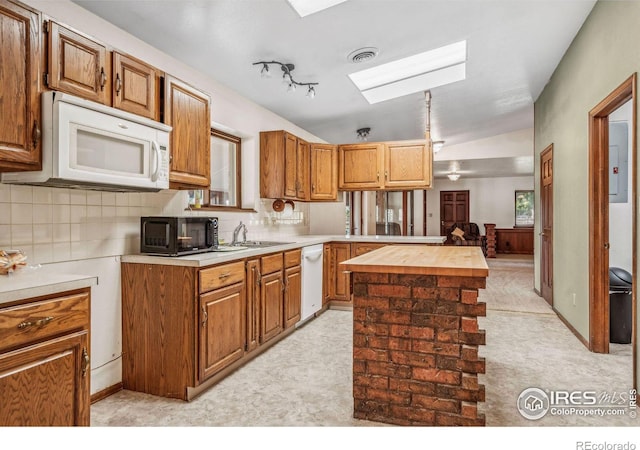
[534, 0, 639, 387]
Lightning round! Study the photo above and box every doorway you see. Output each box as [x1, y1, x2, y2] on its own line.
[440, 190, 469, 240]
[540, 145, 553, 306]
[588, 74, 636, 355]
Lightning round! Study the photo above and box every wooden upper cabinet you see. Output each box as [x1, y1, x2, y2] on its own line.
[164, 75, 211, 188]
[338, 140, 431, 191]
[112, 51, 160, 121]
[338, 143, 384, 190]
[384, 140, 432, 189]
[310, 144, 337, 201]
[47, 21, 110, 105]
[0, 0, 42, 171]
[260, 130, 313, 201]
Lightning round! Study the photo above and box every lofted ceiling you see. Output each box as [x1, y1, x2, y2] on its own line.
[73, 0, 596, 177]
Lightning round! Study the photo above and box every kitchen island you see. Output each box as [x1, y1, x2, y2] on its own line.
[341, 245, 488, 426]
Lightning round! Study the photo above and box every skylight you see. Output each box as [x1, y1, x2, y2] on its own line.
[349, 40, 467, 104]
[287, 0, 348, 17]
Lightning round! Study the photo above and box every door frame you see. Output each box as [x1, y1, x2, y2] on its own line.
[540, 144, 553, 306]
[589, 74, 636, 356]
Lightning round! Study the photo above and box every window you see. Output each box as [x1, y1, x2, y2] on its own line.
[188, 128, 242, 210]
[515, 190, 534, 227]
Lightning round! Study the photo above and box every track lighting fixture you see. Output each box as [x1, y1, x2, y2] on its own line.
[253, 60, 318, 99]
[356, 127, 371, 141]
[432, 140, 445, 153]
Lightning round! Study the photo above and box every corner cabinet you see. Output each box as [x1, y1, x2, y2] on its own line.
[338, 140, 432, 190]
[0, 0, 42, 172]
[164, 75, 211, 189]
[0, 288, 91, 426]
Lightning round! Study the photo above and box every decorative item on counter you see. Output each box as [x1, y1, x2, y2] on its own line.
[0, 250, 27, 275]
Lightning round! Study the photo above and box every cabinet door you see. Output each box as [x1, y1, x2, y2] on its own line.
[322, 244, 330, 306]
[310, 144, 337, 201]
[164, 75, 211, 188]
[199, 282, 245, 381]
[283, 132, 298, 198]
[112, 51, 160, 120]
[245, 259, 260, 353]
[328, 243, 352, 302]
[296, 139, 310, 200]
[0, 331, 89, 426]
[0, 1, 41, 171]
[384, 141, 432, 189]
[260, 270, 283, 344]
[338, 143, 384, 190]
[47, 21, 110, 105]
[283, 266, 301, 329]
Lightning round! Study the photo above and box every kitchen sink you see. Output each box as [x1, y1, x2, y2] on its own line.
[231, 240, 293, 248]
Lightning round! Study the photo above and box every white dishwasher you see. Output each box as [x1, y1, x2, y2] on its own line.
[299, 244, 324, 325]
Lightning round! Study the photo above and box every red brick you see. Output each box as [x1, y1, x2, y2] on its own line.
[461, 345, 479, 361]
[437, 276, 465, 288]
[389, 298, 414, 310]
[412, 313, 460, 329]
[367, 361, 412, 378]
[389, 324, 412, 337]
[353, 385, 367, 399]
[354, 399, 389, 415]
[356, 273, 389, 284]
[352, 283, 367, 297]
[435, 356, 458, 370]
[457, 302, 487, 317]
[367, 336, 389, 349]
[362, 298, 390, 310]
[389, 405, 436, 424]
[459, 330, 486, 345]
[435, 412, 485, 426]
[368, 284, 411, 298]
[436, 384, 485, 402]
[412, 287, 439, 301]
[390, 351, 436, 368]
[353, 347, 389, 362]
[412, 368, 461, 385]
[434, 300, 459, 315]
[354, 321, 389, 336]
[412, 394, 460, 413]
[353, 360, 366, 374]
[457, 357, 486, 374]
[367, 388, 411, 405]
[388, 337, 411, 350]
[461, 375, 479, 390]
[367, 310, 411, 325]
[390, 274, 436, 287]
[353, 309, 366, 321]
[436, 329, 459, 343]
[353, 374, 389, 389]
[369, 415, 412, 426]
[353, 333, 367, 347]
[461, 401, 478, 418]
[410, 326, 435, 340]
[437, 276, 485, 289]
[461, 290, 478, 305]
[389, 378, 436, 395]
[411, 340, 461, 357]
[461, 317, 479, 332]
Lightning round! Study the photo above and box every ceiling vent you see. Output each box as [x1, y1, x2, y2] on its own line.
[348, 47, 379, 64]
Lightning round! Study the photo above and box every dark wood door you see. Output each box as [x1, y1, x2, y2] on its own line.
[0, 1, 42, 171]
[112, 51, 160, 120]
[541, 145, 553, 305]
[260, 271, 283, 344]
[440, 190, 470, 238]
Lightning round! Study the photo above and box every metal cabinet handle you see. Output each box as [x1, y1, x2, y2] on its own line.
[81, 348, 90, 377]
[17, 316, 53, 330]
[385, 170, 388, 180]
[36, 316, 53, 326]
[218, 272, 231, 280]
[32, 120, 41, 148]
[115, 73, 122, 95]
[17, 321, 34, 330]
[99, 67, 106, 91]
[377, 171, 380, 181]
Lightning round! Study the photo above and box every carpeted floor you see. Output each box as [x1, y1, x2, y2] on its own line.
[91, 255, 637, 427]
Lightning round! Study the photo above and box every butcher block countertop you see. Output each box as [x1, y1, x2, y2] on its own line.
[340, 245, 488, 277]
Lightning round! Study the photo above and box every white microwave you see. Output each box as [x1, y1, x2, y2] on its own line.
[2, 91, 171, 192]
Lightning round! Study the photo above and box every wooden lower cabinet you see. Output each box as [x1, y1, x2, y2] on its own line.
[260, 270, 283, 344]
[495, 228, 534, 255]
[0, 288, 91, 426]
[325, 242, 352, 303]
[199, 282, 245, 381]
[284, 265, 301, 328]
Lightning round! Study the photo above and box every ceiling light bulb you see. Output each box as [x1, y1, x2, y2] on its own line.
[447, 173, 460, 181]
[282, 73, 291, 85]
[432, 140, 444, 153]
[306, 86, 316, 99]
[260, 63, 271, 78]
[287, 82, 296, 93]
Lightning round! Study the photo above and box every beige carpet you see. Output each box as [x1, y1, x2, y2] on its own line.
[91, 255, 637, 427]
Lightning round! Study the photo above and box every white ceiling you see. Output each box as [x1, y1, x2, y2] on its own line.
[72, 0, 596, 177]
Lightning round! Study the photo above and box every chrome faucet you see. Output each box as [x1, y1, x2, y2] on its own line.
[232, 221, 247, 245]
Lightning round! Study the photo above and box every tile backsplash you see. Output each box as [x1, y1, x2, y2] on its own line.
[0, 183, 310, 266]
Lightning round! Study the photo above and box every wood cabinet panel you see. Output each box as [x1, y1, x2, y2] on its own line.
[245, 259, 260, 353]
[112, 51, 160, 120]
[310, 144, 338, 201]
[260, 270, 283, 344]
[0, 330, 89, 426]
[284, 266, 301, 329]
[495, 228, 534, 255]
[296, 139, 310, 200]
[47, 21, 109, 105]
[164, 75, 211, 188]
[384, 141, 432, 188]
[0, 0, 41, 171]
[284, 249, 301, 268]
[261, 253, 283, 275]
[326, 242, 352, 302]
[199, 261, 245, 293]
[338, 143, 384, 190]
[199, 282, 245, 380]
[0, 291, 89, 352]
[352, 242, 386, 257]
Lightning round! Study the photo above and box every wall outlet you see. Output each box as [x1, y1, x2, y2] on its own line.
[572, 293, 576, 306]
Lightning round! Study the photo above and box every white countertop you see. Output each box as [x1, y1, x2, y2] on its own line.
[121, 235, 446, 268]
[0, 267, 97, 306]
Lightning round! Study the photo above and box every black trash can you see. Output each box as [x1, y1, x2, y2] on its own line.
[609, 267, 632, 344]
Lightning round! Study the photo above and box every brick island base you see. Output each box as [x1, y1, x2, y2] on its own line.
[342, 246, 488, 426]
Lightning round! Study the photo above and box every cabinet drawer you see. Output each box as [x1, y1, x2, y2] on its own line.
[199, 261, 245, 293]
[0, 291, 89, 352]
[353, 243, 386, 256]
[284, 249, 301, 268]
[261, 253, 283, 275]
